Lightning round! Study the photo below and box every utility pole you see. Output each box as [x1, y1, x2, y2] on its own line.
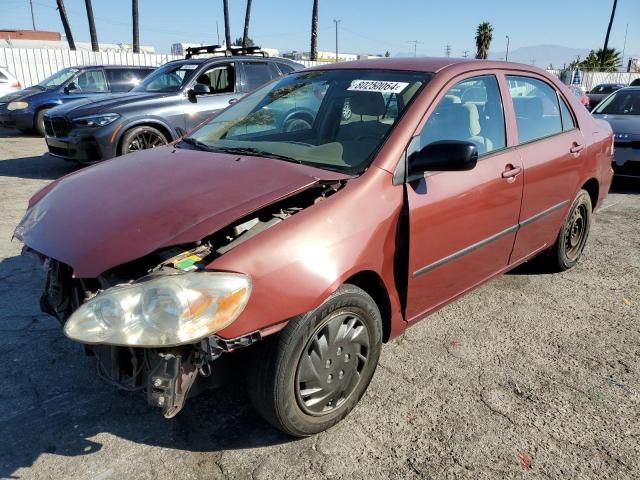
[29, 0, 36, 30]
[530, 58, 536, 66]
[132, 0, 140, 53]
[216, 21, 220, 45]
[333, 19, 340, 62]
[56, 0, 75, 50]
[445, 44, 451, 57]
[621, 23, 629, 71]
[505, 35, 510, 61]
[462, 50, 469, 58]
[408, 40, 419, 57]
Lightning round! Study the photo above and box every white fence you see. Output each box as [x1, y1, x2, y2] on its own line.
[577, 71, 640, 91]
[0, 47, 181, 88]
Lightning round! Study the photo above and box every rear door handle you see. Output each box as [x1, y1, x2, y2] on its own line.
[502, 165, 522, 179]
[228, 98, 238, 105]
[570, 143, 584, 153]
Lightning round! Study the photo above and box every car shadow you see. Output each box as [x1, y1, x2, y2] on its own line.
[610, 176, 640, 194]
[0, 254, 294, 479]
[0, 153, 78, 180]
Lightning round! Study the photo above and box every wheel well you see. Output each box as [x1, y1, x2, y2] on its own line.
[346, 271, 392, 342]
[118, 122, 173, 154]
[582, 178, 599, 211]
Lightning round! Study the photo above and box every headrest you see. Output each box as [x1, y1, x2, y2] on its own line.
[349, 91, 386, 116]
[437, 103, 481, 137]
[443, 94, 461, 104]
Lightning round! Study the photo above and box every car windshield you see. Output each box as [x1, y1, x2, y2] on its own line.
[37, 67, 78, 89]
[593, 89, 640, 115]
[132, 62, 198, 92]
[183, 69, 431, 174]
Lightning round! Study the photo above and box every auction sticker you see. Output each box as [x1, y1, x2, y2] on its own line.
[347, 80, 409, 94]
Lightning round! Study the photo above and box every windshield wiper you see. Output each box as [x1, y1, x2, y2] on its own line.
[177, 137, 216, 151]
[214, 146, 302, 164]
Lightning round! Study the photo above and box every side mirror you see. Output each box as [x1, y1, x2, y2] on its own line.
[64, 82, 77, 94]
[189, 83, 210, 98]
[408, 140, 478, 174]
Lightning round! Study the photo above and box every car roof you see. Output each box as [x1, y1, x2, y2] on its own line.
[67, 64, 154, 69]
[303, 57, 550, 75]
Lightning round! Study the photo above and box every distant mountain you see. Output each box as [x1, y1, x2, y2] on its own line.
[488, 44, 590, 69]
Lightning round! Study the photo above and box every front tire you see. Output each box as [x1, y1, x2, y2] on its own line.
[246, 284, 383, 437]
[35, 108, 49, 136]
[120, 126, 168, 155]
[547, 189, 592, 271]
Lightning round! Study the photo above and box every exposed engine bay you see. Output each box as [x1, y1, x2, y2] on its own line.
[34, 180, 344, 418]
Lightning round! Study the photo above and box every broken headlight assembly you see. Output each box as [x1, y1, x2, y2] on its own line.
[64, 272, 251, 347]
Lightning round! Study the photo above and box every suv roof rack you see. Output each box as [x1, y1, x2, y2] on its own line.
[185, 44, 268, 59]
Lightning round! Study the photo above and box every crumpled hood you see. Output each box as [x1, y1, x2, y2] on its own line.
[0, 87, 42, 103]
[20, 146, 348, 277]
[50, 92, 167, 117]
[592, 113, 640, 135]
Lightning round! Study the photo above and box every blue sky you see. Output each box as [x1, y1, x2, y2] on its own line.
[3, 0, 639, 58]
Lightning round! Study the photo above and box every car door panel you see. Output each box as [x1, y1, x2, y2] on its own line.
[506, 75, 584, 263]
[404, 73, 523, 321]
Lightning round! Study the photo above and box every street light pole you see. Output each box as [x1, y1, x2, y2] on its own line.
[505, 35, 510, 61]
[333, 19, 340, 62]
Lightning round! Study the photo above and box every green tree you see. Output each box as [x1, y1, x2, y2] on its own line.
[579, 48, 621, 72]
[234, 36, 255, 47]
[475, 22, 493, 60]
[384, 50, 390, 57]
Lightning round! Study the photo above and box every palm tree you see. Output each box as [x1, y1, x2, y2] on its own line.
[132, 0, 139, 53]
[242, 0, 252, 49]
[475, 22, 493, 60]
[234, 36, 254, 47]
[56, 0, 76, 50]
[84, 0, 99, 52]
[580, 48, 622, 72]
[310, 0, 318, 61]
[223, 0, 231, 48]
[601, 0, 618, 70]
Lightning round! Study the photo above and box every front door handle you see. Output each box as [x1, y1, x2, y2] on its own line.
[228, 98, 238, 105]
[502, 165, 522, 179]
[570, 142, 584, 153]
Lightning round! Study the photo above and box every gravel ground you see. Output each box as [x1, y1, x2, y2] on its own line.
[0, 129, 639, 480]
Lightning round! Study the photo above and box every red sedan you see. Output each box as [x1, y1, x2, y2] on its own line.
[16, 58, 614, 436]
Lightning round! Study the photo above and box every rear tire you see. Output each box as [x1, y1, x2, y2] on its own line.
[246, 284, 383, 437]
[120, 126, 168, 155]
[547, 189, 592, 271]
[35, 108, 49, 136]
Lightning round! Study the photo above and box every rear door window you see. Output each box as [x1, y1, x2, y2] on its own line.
[74, 69, 109, 93]
[243, 62, 280, 91]
[558, 96, 576, 130]
[106, 68, 148, 93]
[507, 76, 562, 143]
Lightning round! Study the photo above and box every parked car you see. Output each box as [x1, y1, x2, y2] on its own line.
[587, 83, 626, 110]
[568, 85, 589, 108]
[592, 86, 640, 177]
[43, 46, 302, 163]
[0, 65, 154, 135]
[15, 58, 613, 436]
[0, 66, 21, 96]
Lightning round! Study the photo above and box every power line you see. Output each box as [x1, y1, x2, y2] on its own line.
[407, 40, 420, 57]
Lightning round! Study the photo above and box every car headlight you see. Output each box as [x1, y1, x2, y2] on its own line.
[614, 133, 630, 140]
[7, 101, 28, 111]
[71, 113, 120, 128]
[64, 272, 251, 347]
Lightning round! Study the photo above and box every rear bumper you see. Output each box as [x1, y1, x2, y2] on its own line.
[612, 147, 640, 178]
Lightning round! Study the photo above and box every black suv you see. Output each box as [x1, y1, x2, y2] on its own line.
[44, 46, 302, 163]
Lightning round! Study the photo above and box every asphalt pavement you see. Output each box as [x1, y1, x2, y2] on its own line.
[0, 128, 638, 479]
